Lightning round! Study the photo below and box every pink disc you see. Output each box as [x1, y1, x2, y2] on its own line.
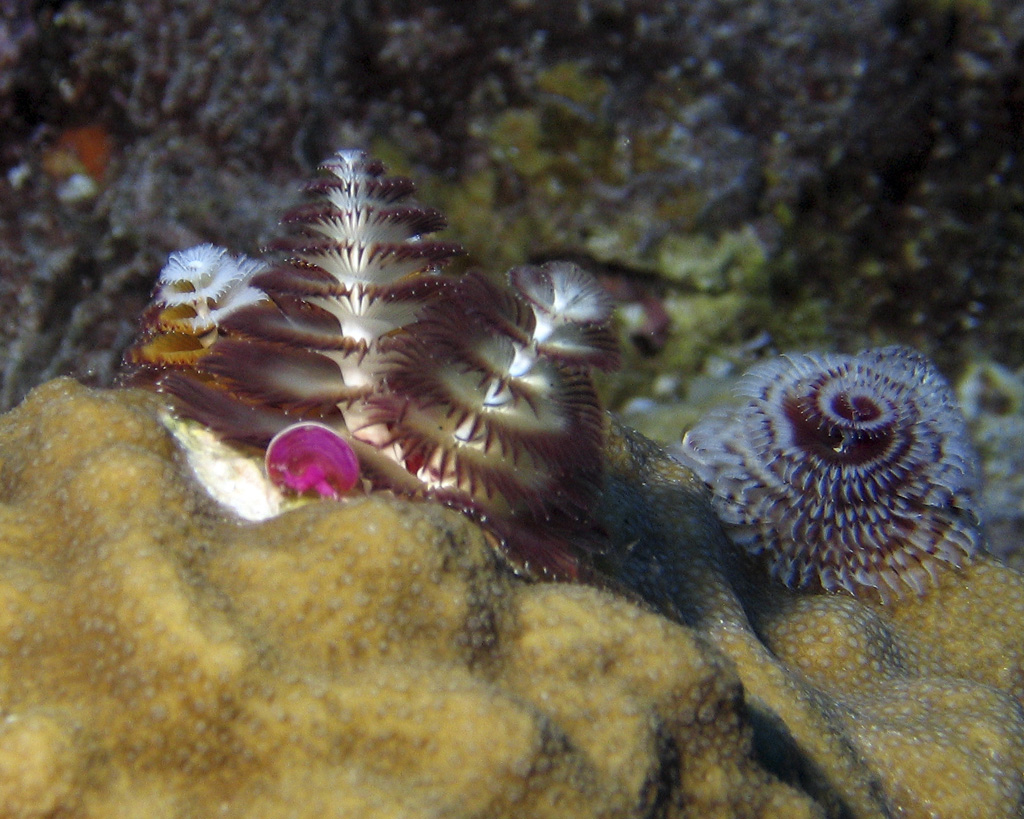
[265, 422, 360, 499]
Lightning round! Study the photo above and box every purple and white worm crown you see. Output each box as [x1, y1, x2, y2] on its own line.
[678, 345, 982, 602]
[124, 149, 619, 579]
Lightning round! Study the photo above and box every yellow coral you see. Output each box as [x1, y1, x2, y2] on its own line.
[601, 423, 1024, 819]
[0, 380, 815, 819]
[3, 379, 1021, 818]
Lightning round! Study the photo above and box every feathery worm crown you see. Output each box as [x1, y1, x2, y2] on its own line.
[124, 150, 619, 578]
[679, 346, 981, 602]
[126, 244, 269, 367]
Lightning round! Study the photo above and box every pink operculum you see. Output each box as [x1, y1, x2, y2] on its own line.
[265, 422, 360, 499]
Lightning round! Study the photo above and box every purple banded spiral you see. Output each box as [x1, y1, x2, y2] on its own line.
[680, 346, 981, 602]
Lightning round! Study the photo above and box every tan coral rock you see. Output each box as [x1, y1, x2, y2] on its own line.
[503, 585, 817, 818]
[601, 421, 1024, 819]
[0, 379, 816, 819]
[0, 712, 80, 819]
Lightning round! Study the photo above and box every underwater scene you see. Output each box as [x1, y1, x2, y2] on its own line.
[1, 2, 1023, 817]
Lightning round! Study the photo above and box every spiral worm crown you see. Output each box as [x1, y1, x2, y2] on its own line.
[679, 346, 982, 601]
[124, 150, 619, 579]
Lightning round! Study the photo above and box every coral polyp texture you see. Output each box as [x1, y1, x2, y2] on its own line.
[0, 380, 823, 819]
[4, 380, 1024, 818]
[679, 346, 982, 602]
[124, 150, 619, 578]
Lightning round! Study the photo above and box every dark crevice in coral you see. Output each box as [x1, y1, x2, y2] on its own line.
[746, 702, 864, 819]
[639, 722, 680, 819]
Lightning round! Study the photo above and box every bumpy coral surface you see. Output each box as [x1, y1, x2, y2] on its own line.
[0, 380, 817, 819]
[600, 423, 1024, 819]
[3, 379, 1023, 818]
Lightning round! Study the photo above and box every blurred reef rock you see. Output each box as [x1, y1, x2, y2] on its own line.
[3, 0, 1024, 412]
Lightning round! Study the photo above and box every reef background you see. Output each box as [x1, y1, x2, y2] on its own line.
[2, 0, 1023, 544]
